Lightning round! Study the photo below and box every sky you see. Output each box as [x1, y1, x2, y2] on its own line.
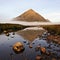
[0, 0, 60, 22]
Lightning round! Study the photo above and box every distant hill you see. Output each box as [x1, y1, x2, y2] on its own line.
[14, 9, 50, 22]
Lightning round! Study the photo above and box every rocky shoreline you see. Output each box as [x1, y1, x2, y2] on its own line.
[47, 35, 60, 45]
[41, 31, 60, 45]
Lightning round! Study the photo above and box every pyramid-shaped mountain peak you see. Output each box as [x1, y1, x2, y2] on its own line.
[28, 9, 34, 11]
[14, 9, 50, 22]
[26, 9, 35, 12]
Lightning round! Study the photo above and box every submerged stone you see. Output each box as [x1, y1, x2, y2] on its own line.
[13, 42, 24, 54]
[23, 41, 26, 43]
[36, 55, 42, 60]
[11, 36, 14, 38]
[29, 44, 33, 48]
[40, 47, 46, 54]
[27, 42, 30, 45]
[35, 46, 41, 51]
[12, 32, 15, 35]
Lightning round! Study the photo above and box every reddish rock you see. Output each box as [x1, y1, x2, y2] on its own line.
[40, 47, 46, 54]
[36, 55, 42, 60]
[13, 42, 24, 53]
[29, 44, 33, 48]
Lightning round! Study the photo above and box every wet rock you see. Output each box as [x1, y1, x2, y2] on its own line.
[37, 45, 41, 48]
[42, 38, 47, 40]
[35, 46, 41, 51]
[46, 51, 50, 56]
[36, 55, 42, 60]
[11, 36, 14, 38]
[47, 44, 51, 49]
[13, 42, 24, 54]
[4, 30, 7, 33]
[40, 47, 46, 54]
[47, 35, 53, 40]
[27, 42, 30, 45]
[6, 33, 10, 36]
[12, 32, 15, 35]
[58, 42, 60, 45]
[32, 42, 35, 44]
[23, 41, 26, 43]
[47, 35, 60, 44]
[29, 44, 33, 48]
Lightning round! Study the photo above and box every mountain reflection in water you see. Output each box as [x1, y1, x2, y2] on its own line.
[16, 27, 45, 42]
[0, 28, 60, 60]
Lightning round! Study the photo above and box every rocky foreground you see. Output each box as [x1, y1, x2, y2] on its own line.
[47, 35, 60, 45]
[39, 31, 60, 46]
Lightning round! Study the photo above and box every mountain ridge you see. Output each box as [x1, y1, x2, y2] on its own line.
[14, 9, 50, 22]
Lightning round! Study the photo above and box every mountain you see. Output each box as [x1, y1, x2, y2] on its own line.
[14, 9, 50, 22]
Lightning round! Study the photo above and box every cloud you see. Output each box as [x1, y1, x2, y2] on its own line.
[45, 12, 60, 22]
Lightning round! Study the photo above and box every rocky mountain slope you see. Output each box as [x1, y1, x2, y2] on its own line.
[14, 9, 50, 22]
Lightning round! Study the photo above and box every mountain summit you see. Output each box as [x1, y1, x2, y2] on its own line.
[14, 9, 50, 22]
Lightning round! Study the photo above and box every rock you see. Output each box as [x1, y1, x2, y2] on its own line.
[4, 30, 7, 33]
[6, 33, 10, 36]
[36, 55, 42, 60]
[32, 42, 35, 44]
[35, 46, 41, 51]
[23, 41, 26, 43]
[47, 44, 51, 49]
[29, 44, 33, 48]
[12, 32, 15, 35]
[40, 47, 46, 54]
[13, 42, 24, 54]
[37, 45, 41, 48]
[46, 51, 50, 56]
[58, 42, 60, 45]
[27, 42, 30, 45]
[11, 36, 14, 38]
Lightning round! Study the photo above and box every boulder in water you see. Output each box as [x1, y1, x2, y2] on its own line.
[40, 47, 46, 54]
[13, 42, 24, 54]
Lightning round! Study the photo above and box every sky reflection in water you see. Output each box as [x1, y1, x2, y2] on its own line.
[0, 30, 60, 60]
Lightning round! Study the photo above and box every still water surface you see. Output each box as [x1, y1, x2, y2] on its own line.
[0, 31, 60, 60]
